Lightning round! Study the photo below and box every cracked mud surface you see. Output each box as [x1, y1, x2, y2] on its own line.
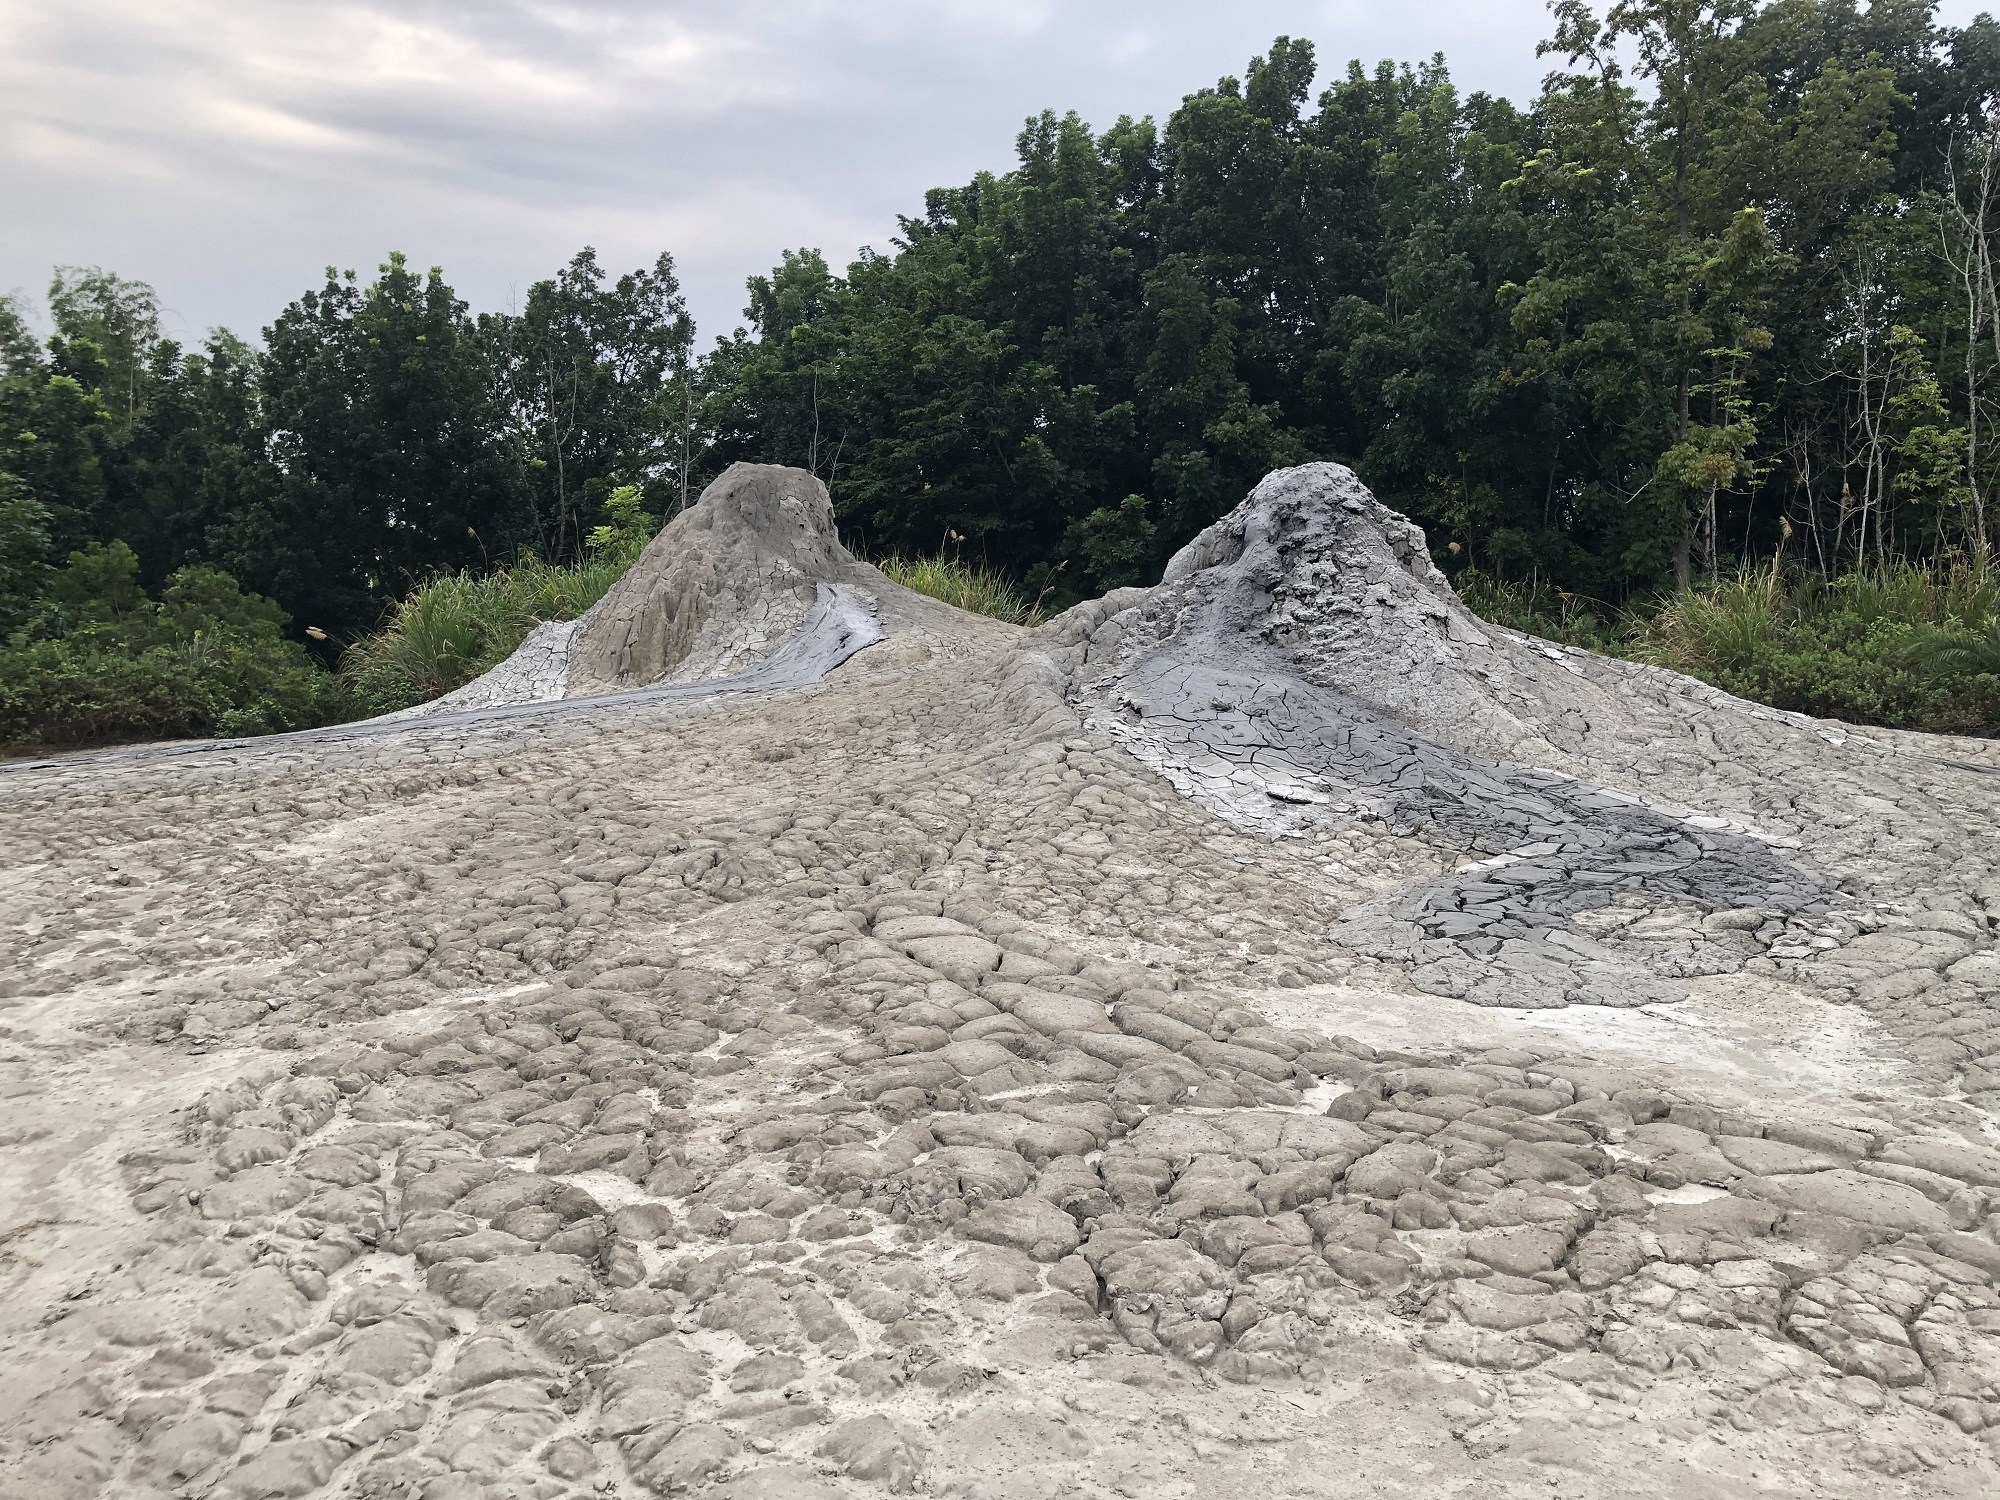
[4, 463, 2000, 1499]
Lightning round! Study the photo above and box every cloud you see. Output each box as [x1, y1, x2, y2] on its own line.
[4, 0, 1992, 344]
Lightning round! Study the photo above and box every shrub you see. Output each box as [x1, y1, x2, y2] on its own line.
[1459, 561, 2000, 736]
[0, 544, 356, 750]
[0, 638, 218, 745]
[877, 554, 1045, 625]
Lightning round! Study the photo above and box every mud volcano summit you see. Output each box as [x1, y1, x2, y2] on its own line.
[5, 462, 2000, 1499]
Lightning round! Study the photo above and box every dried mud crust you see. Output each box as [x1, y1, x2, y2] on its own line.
[1, 466, 1998, 1499]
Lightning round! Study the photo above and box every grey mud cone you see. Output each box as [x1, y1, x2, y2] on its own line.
[1056, 463, 1833, 1007]
[390, 463, 884, 720]
[566, 464, 854, 696]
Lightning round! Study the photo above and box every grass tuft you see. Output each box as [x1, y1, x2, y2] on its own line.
[342, 545, 642, 712]
[1459, 562, 2000, 735]
[877, 554, 1045, 625]
[1453, 571, 1616, 651]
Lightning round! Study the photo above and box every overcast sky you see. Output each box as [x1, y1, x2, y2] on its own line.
[2, 1, 1994, 349]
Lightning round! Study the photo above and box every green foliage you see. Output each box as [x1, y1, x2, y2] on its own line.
[248, 253, 532, 636]
[339, 547, 640, 713]
[505, 551, 636, 622]
[1452, 571, 1617, 651]
[1069, 494, 1159, 589]
[706, 5, 2000, 605]
[1626, 566, 2000, 732]
[159, 563, 292, 640]
[0, 473, 53, 631]
[1460, 561, 2000, 734]
[338, 573, 522, 708]
[484, 248, 698, 560]
[0, 638, 220, 747]
[876, 553, 1045, 625]
[0, 244, 688, 746]
[0, 544, 353, 751]
[1911, 618, 2000, 677]
[46, 538, 148, 624]
[584, 485, 656, 562]
[0, 634, 355, 748]
[48, 266, 162, 440]
[1454, 552, 2000, 733]
[0, 363, 110, 559]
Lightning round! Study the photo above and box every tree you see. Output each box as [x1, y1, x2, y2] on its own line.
[1510, 3, 1792, 585]
[251, 254, 527, 636]
[0, 472, 51, 631]
[0, 354, 110, 561]
[47, 266, 163, 441]
[487, 248, 696, 561]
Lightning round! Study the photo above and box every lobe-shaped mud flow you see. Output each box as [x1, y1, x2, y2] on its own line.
[1060, 463, 1829, 1007]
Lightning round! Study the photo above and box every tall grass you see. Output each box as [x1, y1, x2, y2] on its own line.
[877, 554, 1045, 625]
[341, 551, 638, 712]
[1461, 562, 2000, 735]
[1453, 571, 1616, 651]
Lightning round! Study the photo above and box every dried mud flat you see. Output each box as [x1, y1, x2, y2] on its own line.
[5, 463, 2000, 1500]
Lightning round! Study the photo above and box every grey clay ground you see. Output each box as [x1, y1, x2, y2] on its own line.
[4, 463, 2000, 1499]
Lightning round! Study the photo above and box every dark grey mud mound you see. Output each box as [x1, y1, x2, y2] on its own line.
[1057, 462, 1828, 1007]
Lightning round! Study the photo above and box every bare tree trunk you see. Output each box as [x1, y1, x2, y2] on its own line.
[808, 368, 822, 478]
[1971, 134, 1999, 562]
[1944, 126, 2000, 564]
[1712, 484, 1728, 580]
[1963, 238, 1982, 557]
[1792, 426, 1829, 574]
[1844, 252, 1890, 573]
[1675, 372, 1695, 586]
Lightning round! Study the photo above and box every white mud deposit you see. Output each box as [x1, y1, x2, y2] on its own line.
[4, 462, 2000, 1500]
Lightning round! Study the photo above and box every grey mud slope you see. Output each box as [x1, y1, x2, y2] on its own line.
[391, 462, 918, 722]
[1065, 467, 1830, 1011]
[5, 463, 2000, 1500]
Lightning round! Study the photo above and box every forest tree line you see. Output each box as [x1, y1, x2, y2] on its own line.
[8, 1, 2000, 743]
